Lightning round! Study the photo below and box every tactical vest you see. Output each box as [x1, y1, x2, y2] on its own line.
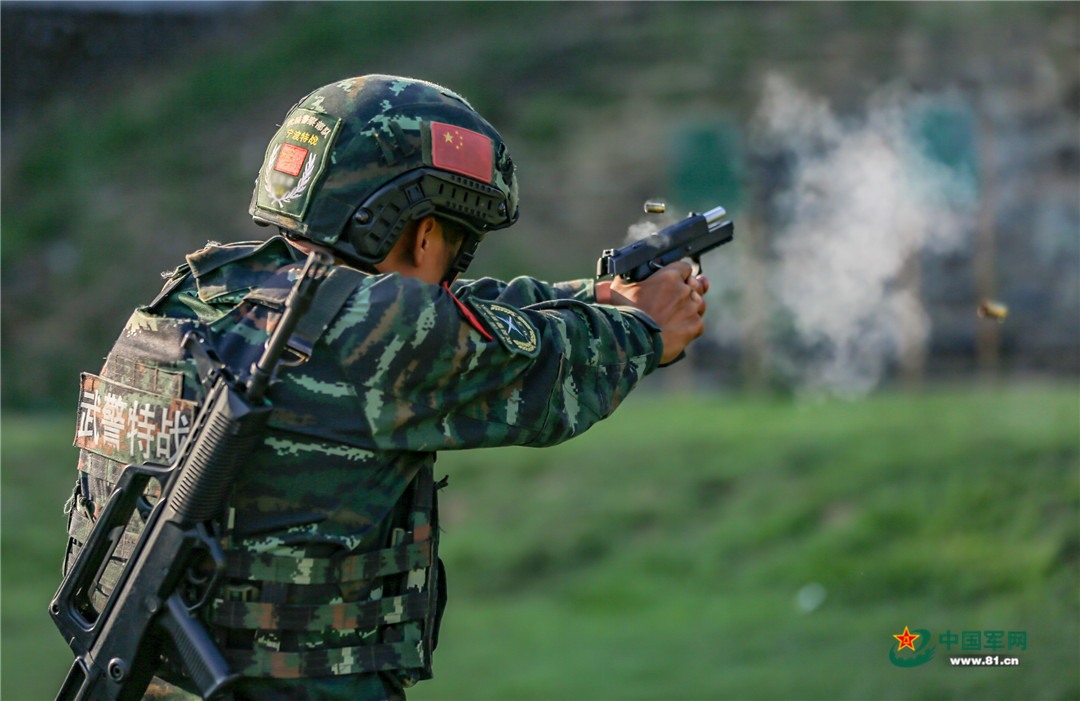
[63, 241, 446, 688]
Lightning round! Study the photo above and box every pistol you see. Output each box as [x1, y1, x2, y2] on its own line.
[596, 204, 734, 282]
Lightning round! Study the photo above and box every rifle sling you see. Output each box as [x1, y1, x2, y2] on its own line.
[285, 267, 366, 360]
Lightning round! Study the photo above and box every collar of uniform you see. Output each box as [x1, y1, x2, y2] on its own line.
[187, 236, 301, 302]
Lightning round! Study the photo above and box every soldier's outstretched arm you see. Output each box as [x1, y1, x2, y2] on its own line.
[453, 264, 708, 364]
[326, 270, 703, 451]
[451, 275, 601, 307]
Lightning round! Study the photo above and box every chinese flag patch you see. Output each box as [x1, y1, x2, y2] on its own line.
[274, 143, 309, 176]
[431, 122, 493, 183]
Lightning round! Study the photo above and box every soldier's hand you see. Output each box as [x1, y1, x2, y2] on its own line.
[607, 261, 709, 365]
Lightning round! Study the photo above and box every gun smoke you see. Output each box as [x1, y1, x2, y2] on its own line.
[753, 75, 975, 397]
[625, 213, 677, 244]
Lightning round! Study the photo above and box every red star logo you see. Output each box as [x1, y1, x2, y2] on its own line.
[893, 626, 919, 651]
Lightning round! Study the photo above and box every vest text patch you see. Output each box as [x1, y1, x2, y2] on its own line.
[75, 373, 199, 466]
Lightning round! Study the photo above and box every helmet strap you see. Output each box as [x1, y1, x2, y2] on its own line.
[442, 231, 483, 284]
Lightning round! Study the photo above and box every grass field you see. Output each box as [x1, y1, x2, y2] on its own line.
[3, 383, 1077, 700]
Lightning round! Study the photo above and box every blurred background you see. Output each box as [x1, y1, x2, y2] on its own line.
[2, 2, 1077, 699]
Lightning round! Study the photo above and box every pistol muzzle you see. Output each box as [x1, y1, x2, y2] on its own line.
[703, 205, 729, 231]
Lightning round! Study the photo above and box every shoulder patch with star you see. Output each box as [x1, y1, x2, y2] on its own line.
[465, 298, 540, 358]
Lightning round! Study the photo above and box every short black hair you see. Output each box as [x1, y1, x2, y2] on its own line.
[437, 217, 470, 248]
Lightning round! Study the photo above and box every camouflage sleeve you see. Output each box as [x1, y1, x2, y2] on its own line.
[451, 276, 596, 306]
[327, 273, 662, 451]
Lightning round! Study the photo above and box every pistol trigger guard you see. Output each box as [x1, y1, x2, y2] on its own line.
[690, 256, 702, 277]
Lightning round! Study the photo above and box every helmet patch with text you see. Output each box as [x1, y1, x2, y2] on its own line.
[256, 108, 341, 221]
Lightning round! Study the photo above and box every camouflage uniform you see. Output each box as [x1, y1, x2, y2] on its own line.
[64, 232, 663, 699]
[61, 74, 669, 699]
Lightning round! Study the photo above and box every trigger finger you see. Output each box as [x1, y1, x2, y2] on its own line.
[666, 260, 695, 281]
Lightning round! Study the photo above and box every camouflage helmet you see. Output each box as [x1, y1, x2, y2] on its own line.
[250, 75, 519, 275]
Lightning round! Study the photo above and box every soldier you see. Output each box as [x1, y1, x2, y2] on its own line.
[61, 75, 708, 699]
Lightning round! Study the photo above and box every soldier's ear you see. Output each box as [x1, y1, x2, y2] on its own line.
[411, 216, 440, 267]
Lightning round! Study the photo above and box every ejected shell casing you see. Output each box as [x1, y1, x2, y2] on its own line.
[977, 299, 1008, 322]
[644, 201, 666, 214]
